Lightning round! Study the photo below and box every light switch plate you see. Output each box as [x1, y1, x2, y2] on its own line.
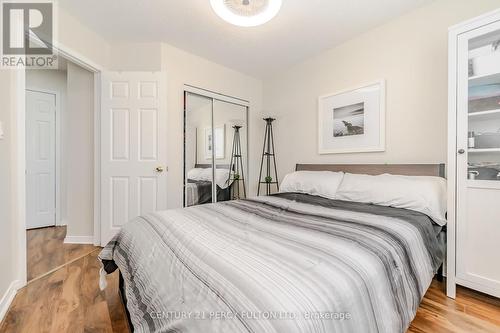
[0, 121, 4, 140]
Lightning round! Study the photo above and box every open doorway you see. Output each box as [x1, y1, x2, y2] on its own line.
[25, 56, 99, 282]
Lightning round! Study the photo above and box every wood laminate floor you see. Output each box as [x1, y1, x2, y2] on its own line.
[408, 279, 500, 332]
[1, 227, 499, 332]
[0, 251, 129, 333]
[27, 226, 99, 281]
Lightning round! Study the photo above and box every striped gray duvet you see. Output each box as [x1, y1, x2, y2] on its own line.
[99, 193, 444, 333]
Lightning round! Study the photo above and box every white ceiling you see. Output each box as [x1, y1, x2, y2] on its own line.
[59, 0, 433, 78]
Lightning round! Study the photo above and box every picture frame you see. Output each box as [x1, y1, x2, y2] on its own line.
[318, 80, 385, 154]
[204, 125, 225, 159]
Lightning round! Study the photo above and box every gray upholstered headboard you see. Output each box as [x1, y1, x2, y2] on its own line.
[295, 164, 445, 178]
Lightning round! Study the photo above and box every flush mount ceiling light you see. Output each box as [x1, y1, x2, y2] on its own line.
[210, 0, 282, 27]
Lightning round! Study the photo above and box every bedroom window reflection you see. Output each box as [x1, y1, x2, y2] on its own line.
[184, 90, 248, 207]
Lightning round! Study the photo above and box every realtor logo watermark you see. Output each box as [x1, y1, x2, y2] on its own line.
[1, 1, 57, 68]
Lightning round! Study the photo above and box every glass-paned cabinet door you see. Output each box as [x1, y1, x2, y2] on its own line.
[458, 20, 500, 183]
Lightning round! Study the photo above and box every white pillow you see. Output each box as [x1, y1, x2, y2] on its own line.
[187, 168, 205, 181]
[335, 173, 447, 226]
[199, 168, 213, 181]
[279, 171, 344, 199]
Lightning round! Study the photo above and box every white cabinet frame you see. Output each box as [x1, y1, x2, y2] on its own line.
[447, 8, 500, 299]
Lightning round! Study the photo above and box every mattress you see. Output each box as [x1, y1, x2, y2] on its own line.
[99, 193, 445, 333]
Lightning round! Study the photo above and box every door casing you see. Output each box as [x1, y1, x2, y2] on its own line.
[14, 38, 103, 288]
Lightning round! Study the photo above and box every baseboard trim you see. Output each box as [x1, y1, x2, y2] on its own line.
[0, 280, 22, 323]
[64, 235, 94, 244]
[56, 219, 68, 227]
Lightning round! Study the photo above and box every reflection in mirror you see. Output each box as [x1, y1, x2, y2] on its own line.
[214, 100, 247, 201]
[184, 92, 248, 207]
[184, 93, 214, 207]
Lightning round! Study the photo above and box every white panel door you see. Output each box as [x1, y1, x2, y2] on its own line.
[26, 90, 56, 229]
[101, 72, 167, 245]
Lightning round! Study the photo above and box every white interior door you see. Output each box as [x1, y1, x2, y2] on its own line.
[100, 72, 167, 245]
[26, 90, 56, 229]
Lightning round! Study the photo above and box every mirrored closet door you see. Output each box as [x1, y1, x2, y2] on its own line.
[184, 87, 248, 207]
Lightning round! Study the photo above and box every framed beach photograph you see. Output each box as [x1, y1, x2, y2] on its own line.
[318, 80, 385, 154]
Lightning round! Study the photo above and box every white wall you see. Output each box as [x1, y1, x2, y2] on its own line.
[65, 63, 94, 238]
[56, 7, 110, 67]
[0, 70, 20, 320]
[109, 42, 163, 71]
[263, 0, 500, 179]
[161, 43, 263, 208]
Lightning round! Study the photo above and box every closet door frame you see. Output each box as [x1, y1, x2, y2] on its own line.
[183, 85, 249, 207]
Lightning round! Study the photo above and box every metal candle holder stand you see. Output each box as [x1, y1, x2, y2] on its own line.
[227, 125, 246, 199]
[257, 117, 279, 196]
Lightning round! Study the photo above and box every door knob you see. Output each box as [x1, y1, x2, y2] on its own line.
[458, 149, 465, 154]
[155, 166, 164, 173]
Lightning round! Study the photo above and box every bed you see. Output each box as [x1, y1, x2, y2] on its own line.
[100, 163, 446, 333]
[185, 164, 233, 206]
